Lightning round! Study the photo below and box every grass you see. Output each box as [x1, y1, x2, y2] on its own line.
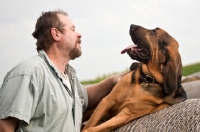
[81, 62, 200, 85]
[81, 72, 119, 85]
[182, 62, 200, 76]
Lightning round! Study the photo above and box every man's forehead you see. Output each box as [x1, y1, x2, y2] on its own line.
[57, 14, 74, 27]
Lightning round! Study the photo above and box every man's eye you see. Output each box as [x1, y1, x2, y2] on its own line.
[71, 28, 75, 31]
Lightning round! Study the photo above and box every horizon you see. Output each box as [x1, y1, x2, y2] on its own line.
[1, 0, 200, 84]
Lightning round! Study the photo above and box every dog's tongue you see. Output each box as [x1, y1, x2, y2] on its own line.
[121, 44, 138, 54]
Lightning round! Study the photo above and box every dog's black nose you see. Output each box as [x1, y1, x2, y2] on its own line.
[130, 24, 135, 29]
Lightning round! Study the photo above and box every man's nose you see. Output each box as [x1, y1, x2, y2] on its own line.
[77, 32, 81, 38]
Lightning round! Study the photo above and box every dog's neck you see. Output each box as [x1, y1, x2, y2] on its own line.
[140, 71, 161, 87]
[140, 73, 155, 83]
[141, 63, 164, 84]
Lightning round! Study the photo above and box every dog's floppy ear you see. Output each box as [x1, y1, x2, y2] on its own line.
[163, 63, 180, 95]
[130, 62, 140, 71]
[161, 51, 182, 95]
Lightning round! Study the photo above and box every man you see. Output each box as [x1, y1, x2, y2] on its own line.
[0, 10, 127, 132]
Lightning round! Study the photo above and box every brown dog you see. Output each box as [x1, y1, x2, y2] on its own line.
[82, 25, 187, 132]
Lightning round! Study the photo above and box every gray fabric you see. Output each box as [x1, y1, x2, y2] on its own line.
[112, 99, 200, 132]
[182, 72, 200, 99]
[183, 80, 200, 99]
[0, 50, 88, 132]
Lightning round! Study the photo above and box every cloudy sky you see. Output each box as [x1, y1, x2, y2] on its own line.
[0, 0, 200, 84]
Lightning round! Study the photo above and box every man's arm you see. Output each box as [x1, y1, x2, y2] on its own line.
[0, 117, 19, 132]
[85, 71, 130, 109]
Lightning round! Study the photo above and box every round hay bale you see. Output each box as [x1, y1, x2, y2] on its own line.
[112, 99, 200, 132]
[183, 80, 200, 99]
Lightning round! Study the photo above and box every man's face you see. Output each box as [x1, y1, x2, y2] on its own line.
[58, 14, 82, 60]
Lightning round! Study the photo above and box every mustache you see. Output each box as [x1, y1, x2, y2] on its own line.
[77, 38, 81, 44]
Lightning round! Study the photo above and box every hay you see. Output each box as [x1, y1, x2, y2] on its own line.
[112, 99, 200, 132]
[183, 81, 200, 99]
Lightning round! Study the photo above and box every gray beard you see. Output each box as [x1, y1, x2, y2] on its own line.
[69, 47, 82, 60]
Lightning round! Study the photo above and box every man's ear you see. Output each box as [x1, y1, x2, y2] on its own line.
[50, 28, 61, 41]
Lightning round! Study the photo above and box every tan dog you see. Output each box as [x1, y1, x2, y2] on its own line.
[82, 24, 187, 132]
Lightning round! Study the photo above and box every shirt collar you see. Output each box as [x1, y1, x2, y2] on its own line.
[38, 50, 76, 79]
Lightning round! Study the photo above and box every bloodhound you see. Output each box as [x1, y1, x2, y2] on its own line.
[82, 24, 187, 132]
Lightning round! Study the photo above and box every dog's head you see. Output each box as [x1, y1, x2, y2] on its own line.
[123, 24, 185, 98]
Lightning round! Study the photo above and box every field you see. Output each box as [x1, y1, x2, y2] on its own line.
[81, 62, 200, 85]
[182, 62, 200, 76]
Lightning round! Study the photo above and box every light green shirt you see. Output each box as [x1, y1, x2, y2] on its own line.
[0, 50, 88, 132]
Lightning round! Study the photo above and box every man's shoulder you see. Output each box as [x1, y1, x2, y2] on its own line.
[18, 55, 44, 68]
[4, 55, 46, 80]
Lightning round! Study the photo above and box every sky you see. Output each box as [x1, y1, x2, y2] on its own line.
[0, 0, 200, 84]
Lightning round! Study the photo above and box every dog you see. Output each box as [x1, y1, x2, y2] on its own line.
[82, 24, 187, 132]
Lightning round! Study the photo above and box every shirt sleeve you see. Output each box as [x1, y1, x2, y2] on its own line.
[0, 75, 35, 124]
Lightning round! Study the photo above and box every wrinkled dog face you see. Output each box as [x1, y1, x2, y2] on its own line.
[128, 24, 179, 64]
[128, 24, 182, 95]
